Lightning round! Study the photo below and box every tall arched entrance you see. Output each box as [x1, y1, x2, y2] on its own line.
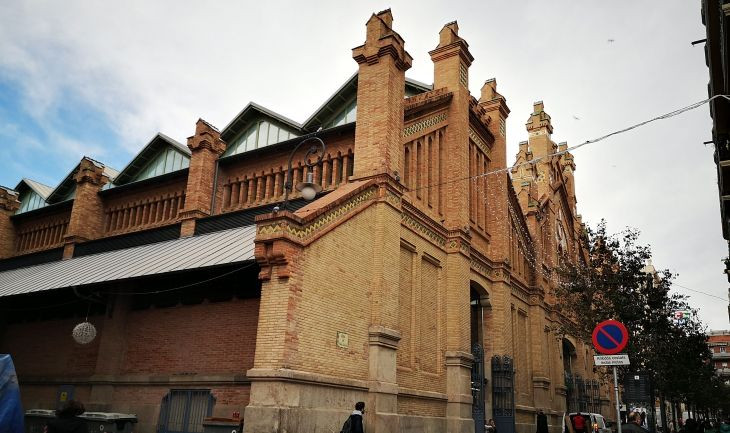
[563, 338, 579, 412]
[470, 282, 490, 433]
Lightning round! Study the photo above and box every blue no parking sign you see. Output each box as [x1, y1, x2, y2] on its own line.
[592, 319, 629, 355]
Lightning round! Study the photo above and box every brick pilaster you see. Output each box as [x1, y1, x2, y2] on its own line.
[0, 186, 20, 259]
[430, 21, 477, 433]
[479, 79, 511, 262]
[63, 158, 110, 259]
[180, 119, 226, 237]
[352, 9, 412, 181]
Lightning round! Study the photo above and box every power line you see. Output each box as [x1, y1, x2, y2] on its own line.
[409, 94, 730, 192]
[672, 282, 726, 301]
[101, 263, 257, 296]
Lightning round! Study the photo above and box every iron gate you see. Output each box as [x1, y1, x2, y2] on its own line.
[565, 374, 601, 414]
[158, 389, 215, 433]
[472, 343, 486, 433]
[491, 356, 515, 433]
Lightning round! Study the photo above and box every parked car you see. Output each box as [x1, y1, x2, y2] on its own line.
[566, 412, 612, 433]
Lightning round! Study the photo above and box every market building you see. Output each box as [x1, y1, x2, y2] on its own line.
[0, 10, 612, 433]
[700, 0, 730, 320]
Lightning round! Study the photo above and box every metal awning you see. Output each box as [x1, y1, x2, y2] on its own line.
[0, 225, 256, 298]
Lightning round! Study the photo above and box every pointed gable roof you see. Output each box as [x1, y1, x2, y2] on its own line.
[46, 158, 119, 204]
[15, 178, 53, 199]
[301, 73, 432, 132]
[112, 133, 190, 186]
[220, 102, 303, 144]
[13, 178, 53, 214]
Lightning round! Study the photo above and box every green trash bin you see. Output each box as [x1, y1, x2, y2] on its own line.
[202, 418, 242, 433]
[78, 412, 137, 433]
[24, 409, 56, 433]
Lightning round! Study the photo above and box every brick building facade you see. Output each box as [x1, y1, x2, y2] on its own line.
[708, 330, 730, 383]
[0, 10, 612, 433]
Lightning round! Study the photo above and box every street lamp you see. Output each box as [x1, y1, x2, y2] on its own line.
[281, 136, 326, 210]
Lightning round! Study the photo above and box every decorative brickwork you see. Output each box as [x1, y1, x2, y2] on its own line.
[403, 112, 447, 137]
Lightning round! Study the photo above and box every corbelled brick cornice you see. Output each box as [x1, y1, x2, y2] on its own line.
[352, 10, 412, 71]
[74, 157, 108, 186]
[0, 186, 20, 212]
[187, 118, 226, 154]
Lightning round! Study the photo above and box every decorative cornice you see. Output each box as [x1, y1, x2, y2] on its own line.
[444, 351, 474, 369]
[368, 325, 401, 350]
[400, 204, 448, 248]
[404, 88, 452, 117]
[257, 185, 377, 242]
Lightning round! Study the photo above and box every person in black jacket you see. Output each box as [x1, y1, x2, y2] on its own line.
[622, 412, 648, 433]
[537, 409, 549, 433]
[46, 400, 89, 433]
[350, 401, 365, 433]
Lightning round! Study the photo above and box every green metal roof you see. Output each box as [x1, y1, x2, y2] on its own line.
[111, 133, 190, 186]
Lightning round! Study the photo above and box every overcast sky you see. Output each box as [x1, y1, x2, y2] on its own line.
[1, 1, 726, 330]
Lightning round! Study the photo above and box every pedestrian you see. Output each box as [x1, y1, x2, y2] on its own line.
[537, 409, 549, 433]
[46, 400, 89, 433]
[622, 412, 647, 433]
[339, 401, 365, 433]
[486, 418, 497, 433]
[573, 412, 588, 433]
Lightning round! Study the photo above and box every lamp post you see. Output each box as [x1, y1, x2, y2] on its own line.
[281, 136, 326, 210]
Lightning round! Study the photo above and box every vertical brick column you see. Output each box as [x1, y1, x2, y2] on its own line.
[0, 187, 20, 259]
[429, 22, 476, 433]
[63, 158, 110, 259]
[479, 79, 514, 358]
[351, 10, 411, 432]
[179, 119, 226, 237]
[352, 9, 412, 181]
[88, 294, 131, 411]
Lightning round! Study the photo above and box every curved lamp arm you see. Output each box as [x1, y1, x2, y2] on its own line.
[282, 136, 326, 210]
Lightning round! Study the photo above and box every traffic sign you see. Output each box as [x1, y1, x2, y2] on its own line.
[594, 354, 630, 366]
[592, 319, 629, 355]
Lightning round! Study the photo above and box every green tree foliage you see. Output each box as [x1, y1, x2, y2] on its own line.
[554, 221, 720, 410]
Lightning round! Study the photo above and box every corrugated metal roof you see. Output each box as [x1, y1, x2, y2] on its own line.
[18, 179, 54, 199]
[0, 225, 256, 298]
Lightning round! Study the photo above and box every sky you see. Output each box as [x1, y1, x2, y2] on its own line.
[0, 1, 727, 329]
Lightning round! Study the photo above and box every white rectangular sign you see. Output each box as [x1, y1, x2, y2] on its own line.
[594, 354, 630, 366]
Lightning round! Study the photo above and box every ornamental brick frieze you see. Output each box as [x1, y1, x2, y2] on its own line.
[510, 285, 530, 304]
[403, 112, 447, 138]
[470, 250, 498, 280]
[468, 127, 490, 156]
[400, 202, 448, 249]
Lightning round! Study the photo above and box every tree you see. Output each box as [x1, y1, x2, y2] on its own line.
[553, 221, 716, 420]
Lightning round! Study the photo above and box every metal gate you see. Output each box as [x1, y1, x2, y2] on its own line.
[565, 373, 600, 414]
[491, 356, 515, 433]
[472, 343, 486, 433]
[158, 390, 215, 433]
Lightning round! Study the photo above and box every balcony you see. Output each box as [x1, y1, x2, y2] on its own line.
[712, 351, 730, 359]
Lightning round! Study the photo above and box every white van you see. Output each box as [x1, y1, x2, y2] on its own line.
[565, 413, 613, 433]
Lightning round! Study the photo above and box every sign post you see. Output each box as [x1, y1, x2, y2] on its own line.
[592, 320, 629, 433]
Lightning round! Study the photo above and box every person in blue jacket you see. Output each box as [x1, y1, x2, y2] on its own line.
[0, 354, 24, 433]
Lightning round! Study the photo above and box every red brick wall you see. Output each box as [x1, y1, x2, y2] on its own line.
[122, 298, 259, 374]
[1, 317, 103, 377]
